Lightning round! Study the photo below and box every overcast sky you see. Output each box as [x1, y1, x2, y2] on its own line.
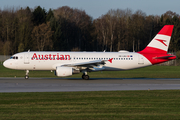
[0, 0, 179, 19]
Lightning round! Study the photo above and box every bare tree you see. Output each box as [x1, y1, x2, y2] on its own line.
[31, 22, 53, 51]
[94, 9, 132, 51]
[1, 7, 17, 54]
[129, 10, 146, 51]
[93, 17, 108, 51]
[3, 41, 12, 55]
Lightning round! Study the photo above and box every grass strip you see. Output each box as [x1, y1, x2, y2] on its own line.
[0, 90, 180, 120]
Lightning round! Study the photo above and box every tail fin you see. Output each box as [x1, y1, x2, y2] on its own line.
[140, 25, 174, 54]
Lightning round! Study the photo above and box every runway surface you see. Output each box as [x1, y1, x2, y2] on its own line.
[0, 77, 180, 92]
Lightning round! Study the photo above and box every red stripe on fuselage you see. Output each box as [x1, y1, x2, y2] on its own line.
[155, 39, 167, 46]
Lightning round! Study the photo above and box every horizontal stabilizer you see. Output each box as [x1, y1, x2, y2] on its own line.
[155, 55, 176, 60]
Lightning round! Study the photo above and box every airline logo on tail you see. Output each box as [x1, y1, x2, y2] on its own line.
[148, 34, 171, 52]
[139, 25, 174, 54]
[155, 39, 167, 46]
[138, 25, 176, 65]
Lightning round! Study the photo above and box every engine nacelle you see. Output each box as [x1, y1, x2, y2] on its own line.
[55, 66, 73, 77]
[55, 66, 80, 77]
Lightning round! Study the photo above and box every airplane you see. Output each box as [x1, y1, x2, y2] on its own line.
[3, 25, 176, 80]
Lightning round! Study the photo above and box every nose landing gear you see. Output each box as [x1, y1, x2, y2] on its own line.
[25, 70, 29, 79]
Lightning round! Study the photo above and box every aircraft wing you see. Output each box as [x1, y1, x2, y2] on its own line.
[62, 60, 105, 68]
[62, 58, 113, 68]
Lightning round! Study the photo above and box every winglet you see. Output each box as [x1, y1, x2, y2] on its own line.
[108, 58, 113, 63]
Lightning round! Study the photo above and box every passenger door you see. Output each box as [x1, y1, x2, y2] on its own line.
[24, 53, 29, 64]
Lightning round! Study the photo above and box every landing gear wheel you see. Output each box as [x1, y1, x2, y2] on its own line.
[82, 75, 89, 80]
[25, 75, 29, 79]
[84, 75, 89, 80]
[25, 70, 29, 79]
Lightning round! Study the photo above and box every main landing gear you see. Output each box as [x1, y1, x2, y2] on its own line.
[25, 70, 29, 79]
[82, 72, 89, 80]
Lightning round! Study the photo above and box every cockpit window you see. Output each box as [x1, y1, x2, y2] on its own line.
[10, 56, 18, 59]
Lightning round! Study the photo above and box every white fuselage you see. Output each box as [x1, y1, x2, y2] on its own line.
[3, 51, 152, 71]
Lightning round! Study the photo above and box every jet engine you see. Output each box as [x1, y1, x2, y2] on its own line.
[55, 66, 80, 77]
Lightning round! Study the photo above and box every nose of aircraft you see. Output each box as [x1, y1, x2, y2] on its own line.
[3, 60, 8, 68]
[3, 60, 12, 69]
[3, 59, 18, 69]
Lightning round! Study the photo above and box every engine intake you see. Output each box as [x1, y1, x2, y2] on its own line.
[55, 66, 79, 77]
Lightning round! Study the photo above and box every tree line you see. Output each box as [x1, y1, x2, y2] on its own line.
[0, 6, 180, 55]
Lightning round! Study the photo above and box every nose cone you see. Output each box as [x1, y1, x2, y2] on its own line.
[3, 60, 17, 69]
[3, 60, 12, 69]
[3, 60, 8, 68]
